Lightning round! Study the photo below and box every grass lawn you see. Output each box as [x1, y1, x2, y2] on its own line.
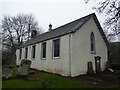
[0, 67, 2, 90]
[2, 68, 92, 88]
[2, 67, 120, 88]
[3, 74, 91, 88]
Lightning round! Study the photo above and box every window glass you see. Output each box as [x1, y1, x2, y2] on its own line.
[25, 47, 28, 59]
[41, 42, 46, 59]
[53, 39, 60, 57]
[19, 49, 22, 60]
[32, 45, 36, 58]
[90, 32, 96, 53]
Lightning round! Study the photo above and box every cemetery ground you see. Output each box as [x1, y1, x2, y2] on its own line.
[2, 67, 120, 88]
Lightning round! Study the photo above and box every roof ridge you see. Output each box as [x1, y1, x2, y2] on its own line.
[33, 13, 95, 38]
[53, 13, 95, 30]
[18, 13, 96, 48]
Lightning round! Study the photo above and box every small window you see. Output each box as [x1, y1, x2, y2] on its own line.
[53, 39, 60, 58]
[32, 45, 36, 59]
[19, 49, 22, 60]
[90, 32, 96, 54]
[25, 47, 28, 59]
[41, 42, 46, 59]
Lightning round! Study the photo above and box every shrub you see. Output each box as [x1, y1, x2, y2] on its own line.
[2, 50, 16, 67]
[110, 63, 120, 70]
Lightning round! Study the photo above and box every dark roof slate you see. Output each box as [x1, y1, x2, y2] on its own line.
[18, 13, 108, 48]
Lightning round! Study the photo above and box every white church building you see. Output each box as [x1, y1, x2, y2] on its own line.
[16, 13, 108, 77]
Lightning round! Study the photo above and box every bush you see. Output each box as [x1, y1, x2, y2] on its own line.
[110, 63, 120, 70]
[2, 50, 16, 66]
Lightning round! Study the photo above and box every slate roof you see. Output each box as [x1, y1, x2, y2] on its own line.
[18, 13, 108, 49]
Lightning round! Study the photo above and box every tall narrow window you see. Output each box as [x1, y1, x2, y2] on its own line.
[53, 39, 60, 58]
[25, 47, 28, 59]
[19, 49, 22, 60]
[41, 42, 46, 59]
[90, 32, 96, 54]
[32, 45, 36, 59]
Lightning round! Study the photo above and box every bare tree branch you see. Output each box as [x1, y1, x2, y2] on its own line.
[85, 0, 120, 42]
[1, 13, 43, 53]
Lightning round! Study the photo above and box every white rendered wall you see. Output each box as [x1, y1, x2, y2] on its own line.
[71, 17, 108, 77]
[16, 34, 70, 76]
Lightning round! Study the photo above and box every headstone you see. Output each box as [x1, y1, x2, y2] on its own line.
[2, 67, 13, 79]
[105, 61, 110, 71]
[42, 80, 50, 90]
[17, 59, 31, 76]
[94, 56, 101, 73]
[87, 61, 94, 74]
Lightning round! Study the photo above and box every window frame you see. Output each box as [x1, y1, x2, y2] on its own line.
[41, 42, 47, 60]
[90, 32, 96, 54]
[25, 47, 28, 59]
[52, 38, 60, 59]
[19, 49, 22, 60]
[31, 45, 36, 59]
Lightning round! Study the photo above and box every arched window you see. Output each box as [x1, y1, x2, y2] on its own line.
[90, 32, 96, 54]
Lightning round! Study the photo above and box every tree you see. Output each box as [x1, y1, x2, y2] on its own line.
[1, 13, 43, 53]
[85, 0, 120, 41]
[2, 49, 15, 66]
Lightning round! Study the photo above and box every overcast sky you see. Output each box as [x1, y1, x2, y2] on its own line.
[0, 0, 106, 32]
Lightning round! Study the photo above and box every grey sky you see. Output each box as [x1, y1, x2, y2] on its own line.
[1, 0, 105, 32]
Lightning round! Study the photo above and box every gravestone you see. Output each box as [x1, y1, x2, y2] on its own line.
[2, 67, 13, 79]
[17, 59, 31, 77]
[87, 61, 94, 74]
[42, 80, 50, 90]
[105, 61, 110, 71]
[94, 56, 101, 73]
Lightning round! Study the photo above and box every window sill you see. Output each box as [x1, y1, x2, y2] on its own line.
[31, 58, 35, 60]
[91, 51, 96, 54]
[41, 58, 46, 60]
[53, 57, 60, 59]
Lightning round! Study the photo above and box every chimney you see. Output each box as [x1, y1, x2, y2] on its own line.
[48, 23, 52, 31]
[31, 30, 37, 38]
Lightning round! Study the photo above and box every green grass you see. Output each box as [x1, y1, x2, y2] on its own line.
[102, 72, 119, 78]
[3, 72, 93, 88]
[28, 73, 93, 88]
[2, 68, 92, 88]
[2, 68, 120, 88]
[2, 67, 94, 88]
[3, 79, 42, 88]
[0, 67, 2, 90]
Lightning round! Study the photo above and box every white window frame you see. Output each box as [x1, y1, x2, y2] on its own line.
[31, 45, 36, 59]
[19, 49, 22, 60]
[25, 47, 28, 59]
[52, 38, 60, 59]
[90, 32, 96, 54]
[41, 42, 47, 60]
